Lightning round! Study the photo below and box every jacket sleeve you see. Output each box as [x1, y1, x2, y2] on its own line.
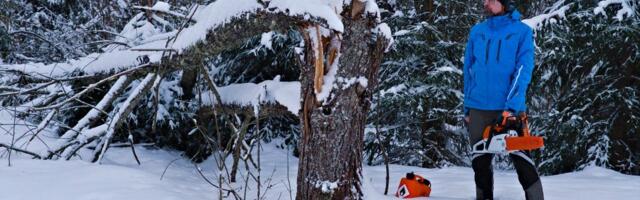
[463, 31, 475, 116]
[504, 27, 535, 113]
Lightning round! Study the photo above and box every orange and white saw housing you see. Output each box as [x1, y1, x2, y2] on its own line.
[472, 113, 544, 154]
[396, 173, 431, 198]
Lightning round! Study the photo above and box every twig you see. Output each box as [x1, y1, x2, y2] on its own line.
[286, 141, 293, 200]
[132, 6, 195, 22]
[0, 143, 42, 159]
[194, 163, 242, 199]
[160, 157, 181, 180]
[27, 109, 57, 143]
[256, 99, 262, 200]
[0, 81, 56, 97]
[130, 48, 178, 52]
[33, 63, 152, 111]
[128, 124, 141, 165]
[9, 96, 17, 166]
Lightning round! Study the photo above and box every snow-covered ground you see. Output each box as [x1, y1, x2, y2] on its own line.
[1, 144, 639, 200]
[1, 110, 639, 200]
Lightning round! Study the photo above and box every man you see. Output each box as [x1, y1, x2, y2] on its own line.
[463, 0, 544, 200]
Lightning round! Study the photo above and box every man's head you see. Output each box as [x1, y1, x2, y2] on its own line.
[484, 0, 513, 15]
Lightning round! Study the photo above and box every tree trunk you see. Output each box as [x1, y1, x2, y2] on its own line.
[180, 67, 197, 99]
[230, 115, 251, 183]
[146, 0, 154, 21]
[295, 6, 388, 199]
[414, 0, 435, 21]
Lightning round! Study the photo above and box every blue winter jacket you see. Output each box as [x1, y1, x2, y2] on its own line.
[463, 10, 534, 115]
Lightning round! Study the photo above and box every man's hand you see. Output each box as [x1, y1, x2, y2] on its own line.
[498, 110, 517, 127]
[465, 116, 470, 124]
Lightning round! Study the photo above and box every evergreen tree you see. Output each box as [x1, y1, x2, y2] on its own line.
[530, 0, 639, 175]
[366, 0, 483, 168]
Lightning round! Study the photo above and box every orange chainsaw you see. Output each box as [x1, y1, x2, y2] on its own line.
[472, 112, 544, 154]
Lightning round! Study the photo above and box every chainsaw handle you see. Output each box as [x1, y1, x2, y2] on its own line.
[483, 113, 532, 139]
[482, 126, 492, 140]
[520, 113, 531, 137]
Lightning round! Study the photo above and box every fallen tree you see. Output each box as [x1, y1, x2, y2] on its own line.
[0, 1, 391, 199]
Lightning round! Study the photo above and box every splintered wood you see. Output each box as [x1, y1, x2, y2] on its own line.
[314, 25, 325, 94]
[308, 25, 341, 95]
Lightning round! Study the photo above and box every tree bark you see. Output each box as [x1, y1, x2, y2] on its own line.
[414, 0, 435, 21]
[295, 6, 388, 200]
[180, 68, 197, 99]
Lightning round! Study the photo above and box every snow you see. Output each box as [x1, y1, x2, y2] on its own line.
[77, 124, 109, 143]
[46, 0, 63, 5]
[198, 78, 301, 115]
[0, 49, 161, 78]
[268, 0, 344, 32]
[0, 0, 345, 77]
[116, 0, 128, 9]
[260, 31, 275, 50]
[33, 110, 56, 137]
[379, 83, 407, 97]
[365, 0, 382, 22]
[337, 76, 369, 89]
[376, 23, 394, 52]
[523, 4, 569, 30]
[433, 66, 463, 75]
[1, 109, 639, 200]
[0, 149, 213, 200]
[1, 142, 639, 199]
[393, 29, 411, 37]
[321, 0, 348, 15]
[594, 0, 636, 21]
[316, 51, 340, 103]
[169, 0, 263, 52]
[316, 180, 339, 193]
[152, 1, 171, 12]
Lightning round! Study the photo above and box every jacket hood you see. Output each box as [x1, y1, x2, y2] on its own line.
[487, 10, 521, 29]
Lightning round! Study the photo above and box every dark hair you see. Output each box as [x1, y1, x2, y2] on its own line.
[499, 0, 516, 11]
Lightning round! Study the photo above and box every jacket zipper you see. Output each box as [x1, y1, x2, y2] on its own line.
[506, 33, 515, 40]
[485, 39, 491, 65]
[496, 40, 502, 62]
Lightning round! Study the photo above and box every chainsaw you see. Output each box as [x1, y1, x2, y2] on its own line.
[472, 112, 544, 154]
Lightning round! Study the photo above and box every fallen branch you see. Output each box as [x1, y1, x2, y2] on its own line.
[0, 143, 42, 159]
[46, 75, 131, 159]
[96, 73, 158, 163]
[132, 6, 194, 22]
[33, 64, 152, 111]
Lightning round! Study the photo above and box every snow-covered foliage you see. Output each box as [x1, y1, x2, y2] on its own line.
[0, 0, 372, 163]
[0, 0, 345, 78]
[529, 0, 640, 175]
[365, 0, 484, 168]
[364, 0, 639, 176]
[0, 0, 132, 64]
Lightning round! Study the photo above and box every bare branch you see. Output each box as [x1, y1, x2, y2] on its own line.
[33, 64, 152, 111]
[46, 75, 130, 159]
[132, 6, 195, 22]
[0, 143, 42, 159]
[96, 73, 158, 163]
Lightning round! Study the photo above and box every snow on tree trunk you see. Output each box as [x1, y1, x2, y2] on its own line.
[295, 6, 389, 200]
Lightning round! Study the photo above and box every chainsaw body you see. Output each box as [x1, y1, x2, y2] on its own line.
[472, 113, 544, 154]
[396, 172, 431, 198]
